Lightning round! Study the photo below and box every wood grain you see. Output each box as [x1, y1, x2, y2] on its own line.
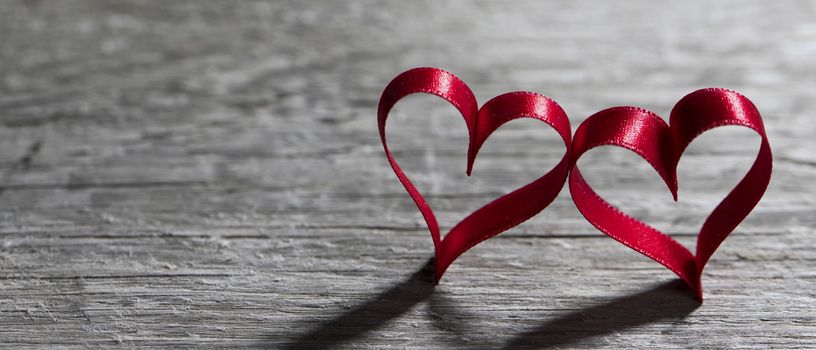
[0, 1, 814, 348]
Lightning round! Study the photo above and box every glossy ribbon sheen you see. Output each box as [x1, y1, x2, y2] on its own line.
[379, 67, 772, 300]
[569, 88, 772, 300]
[378, 67, 571, 282]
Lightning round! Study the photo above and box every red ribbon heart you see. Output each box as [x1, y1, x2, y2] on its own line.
[378, 67, 572, 282]
[569, 88, 772, 300]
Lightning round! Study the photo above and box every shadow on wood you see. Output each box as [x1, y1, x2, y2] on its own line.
[501, 280, 701, 349]
[279, 258, 436, 349]
[428, 289, 502, 349]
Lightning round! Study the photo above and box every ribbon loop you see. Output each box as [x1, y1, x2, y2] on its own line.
[569, 89, 772, 300]
[569, 107, 696, 294]
[379, 67, 478, 254]
[670, 88, 772, 278]
[379, 68, 571, 282]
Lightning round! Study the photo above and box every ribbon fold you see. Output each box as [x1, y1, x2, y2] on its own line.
[378, 67, 572, 282]
[569, 89, 772, 300]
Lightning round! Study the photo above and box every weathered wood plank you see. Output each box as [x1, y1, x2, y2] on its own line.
[0, 0, 814, 348]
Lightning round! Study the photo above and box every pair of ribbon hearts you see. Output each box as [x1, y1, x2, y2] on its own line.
[378, 67, 772, 300]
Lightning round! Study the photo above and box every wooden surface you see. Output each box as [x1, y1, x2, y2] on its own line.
[0, 1, 814, 349]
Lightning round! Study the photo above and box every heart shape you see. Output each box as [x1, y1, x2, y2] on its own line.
[569, 88, 772, 300]
[378, 67, 572, 282]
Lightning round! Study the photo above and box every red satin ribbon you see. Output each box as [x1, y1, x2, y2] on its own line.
[379, 68, 772, 300]
[569, 89, 772, 300]
[378, 67, 572, 282]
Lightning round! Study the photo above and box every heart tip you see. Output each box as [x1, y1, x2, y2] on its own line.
[466, 146, 477, 176]
[433, 263, 447, 285]
[689, 280, 703, 302]
[694, 291, 703, 303]
[667, 178, 678, 201]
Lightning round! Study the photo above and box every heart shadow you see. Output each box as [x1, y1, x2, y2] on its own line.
[279, 258, 436, 349]
[500, 280, 701, 349]
[278, 261, 699, 349]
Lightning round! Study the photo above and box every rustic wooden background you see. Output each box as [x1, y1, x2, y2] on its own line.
[0, 1, 814, 348]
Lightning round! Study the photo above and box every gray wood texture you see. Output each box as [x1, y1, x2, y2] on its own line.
[0, 1, 814, 348]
